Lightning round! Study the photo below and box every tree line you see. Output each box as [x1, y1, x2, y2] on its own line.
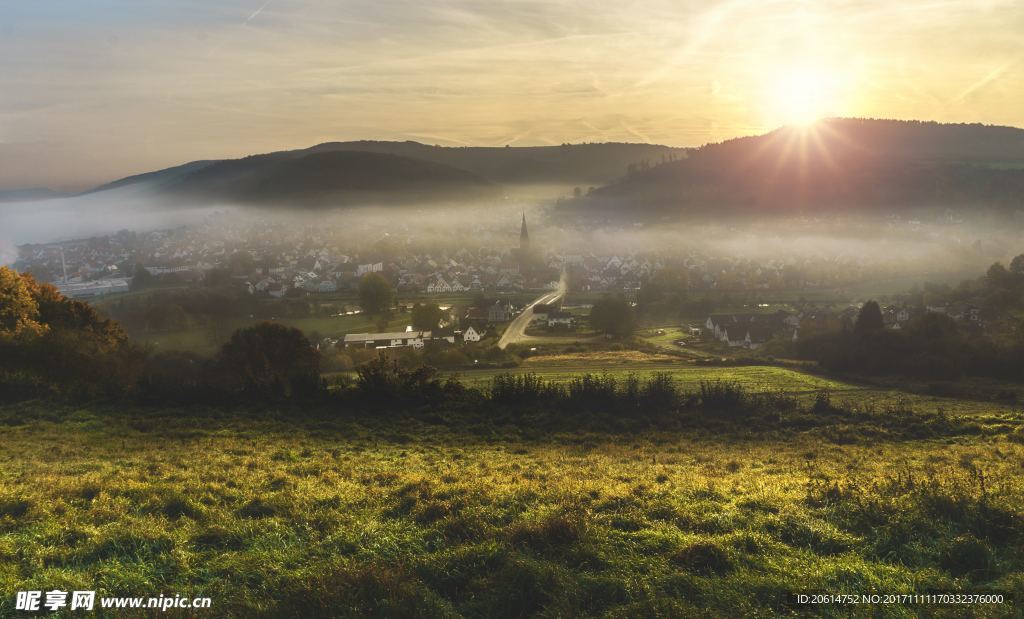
[794, 259, 1024, 383]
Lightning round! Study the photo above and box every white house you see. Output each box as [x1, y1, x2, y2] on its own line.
[547, 311, 575, 329]
[427, 277, 452, 294]
[356, 262, 384, 276]
[463, 325, 485, 342]
[343, 331, 431, 349]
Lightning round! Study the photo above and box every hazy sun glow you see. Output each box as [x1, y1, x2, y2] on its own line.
[769, 67, 845, 126]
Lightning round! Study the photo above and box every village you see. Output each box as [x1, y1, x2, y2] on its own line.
[15, 213, 911, 303]
[10, 212, 1010, 359]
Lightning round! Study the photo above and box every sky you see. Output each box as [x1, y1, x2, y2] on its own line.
[1, 0, 1022, 191]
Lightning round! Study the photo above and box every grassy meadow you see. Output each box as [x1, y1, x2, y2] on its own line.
[2, 380, 1023, 617]
[447, 352, 1017, 415]
[455, 352, 844, 390]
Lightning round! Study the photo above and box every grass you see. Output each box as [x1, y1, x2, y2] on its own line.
[637, 326, 691, 350]
[452, 352, 849, 392]
[1, 391, 1023, 617]
[450, 352, 1024, 418]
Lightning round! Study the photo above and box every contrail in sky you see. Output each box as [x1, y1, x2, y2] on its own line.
[245, 0, 275, 25]
[206, 0, 275, 56]
[956, 55, 1021, 103]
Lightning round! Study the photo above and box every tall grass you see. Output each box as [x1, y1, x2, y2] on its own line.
[0, 401, 1021, 617]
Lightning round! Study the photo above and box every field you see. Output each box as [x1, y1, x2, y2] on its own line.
[446, 352, 1016, 414]
[1, 387, 1023, 617]
[452, 353, 844, 390]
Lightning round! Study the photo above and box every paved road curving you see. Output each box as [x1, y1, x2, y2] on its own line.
[496, 278, 567, 350]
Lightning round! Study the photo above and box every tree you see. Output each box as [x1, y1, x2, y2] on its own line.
[203, 268, 232, 288]
[2, 271, 143, 397]
[1011, 254, 1024, 275]
[28, 278, 128, 344]
[0, 267, 45, 338]
[854, 300, 885, 335]
[227, 251, 256, 276]
[987, 262, 1011, 287]
[215, 322, 321, 398]
[636, 277, 665, 309]
[358, 273, 393, 317]
[589, 296, 635, 337]
[411, 302, 445, 331]
[131, 264, 154, 291]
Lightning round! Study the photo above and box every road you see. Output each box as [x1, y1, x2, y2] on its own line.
[497, 274, 568, 350]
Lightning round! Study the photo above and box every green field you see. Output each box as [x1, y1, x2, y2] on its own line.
[453, 354, 845, 390]
[1, 395, 1022, 617]
[449, 355, 1024, 421]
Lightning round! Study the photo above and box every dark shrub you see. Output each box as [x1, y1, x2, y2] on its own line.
[138, 351, 212, 402]
[697, 381, 748, 412]
[215, 322, 322, 399]
[642, 372, 679, 411]
[490, 373, 561, 405]
[356, 357, 463, 406]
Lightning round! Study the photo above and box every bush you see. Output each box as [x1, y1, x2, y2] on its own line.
[214, 322, 322, 399]
[589, 296, 635, 337]
[490, 373, 561, 405]
[566, 374, 618, 410]
[642, 373, 679, 411]
[138, 351, 211, 402]
[355, 357, 464, 406]
[696, 381, 748, 412]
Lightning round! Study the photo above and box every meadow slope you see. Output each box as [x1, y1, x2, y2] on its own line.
[1, 394, 1023, 617]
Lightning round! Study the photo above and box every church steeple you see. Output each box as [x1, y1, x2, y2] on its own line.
[520, 212, 529, 249]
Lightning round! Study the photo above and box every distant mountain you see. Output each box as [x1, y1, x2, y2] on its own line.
[158, 150, 498, 206]
[300, 141, 687, 185]
[86, 160, 217, 195]
[561, 119, 1024, 219]
[0, 187, 68, 203]
[85, 142, 687, 206]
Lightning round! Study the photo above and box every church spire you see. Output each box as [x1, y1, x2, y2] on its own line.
[520, 212, 529, 249]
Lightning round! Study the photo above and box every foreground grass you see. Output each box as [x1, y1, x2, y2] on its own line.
[1, 399, 1022, 617]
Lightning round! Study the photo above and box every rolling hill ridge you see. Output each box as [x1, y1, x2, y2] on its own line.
[561, 119, 1024, 218]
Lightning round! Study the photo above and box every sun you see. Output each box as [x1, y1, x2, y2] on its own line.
[768, 66, 843, 127]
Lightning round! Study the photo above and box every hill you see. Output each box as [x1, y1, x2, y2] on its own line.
[86, 160, 218, 195]
[301, 141, 686, 184]
[148, 150, 498, 206]
[84, 142, 687, 206]
[561, 119, 1024, 219]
